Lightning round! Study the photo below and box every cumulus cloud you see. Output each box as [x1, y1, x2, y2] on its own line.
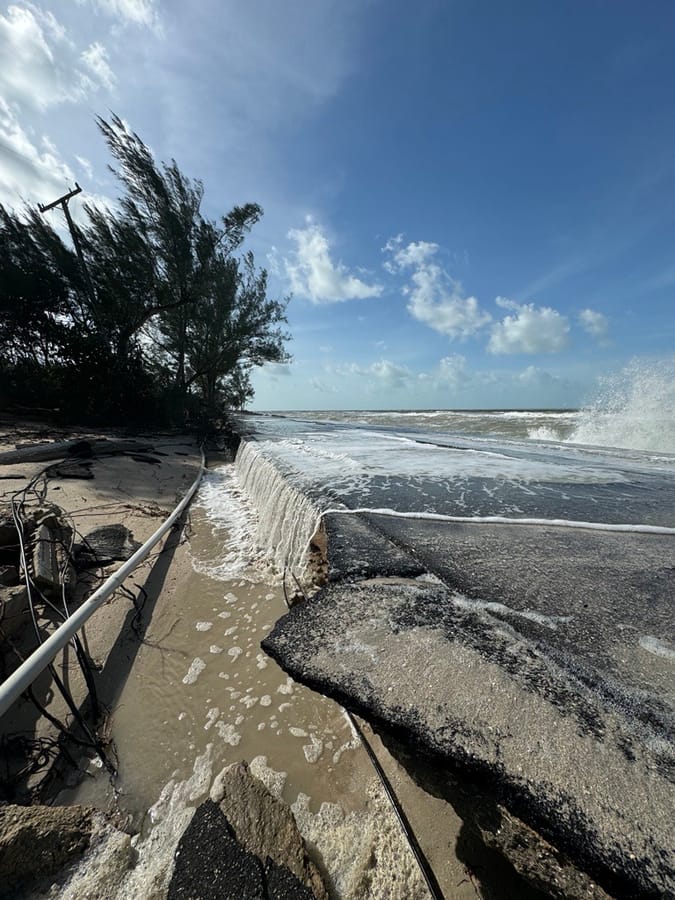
[488, 298, 569, 354]
[331, 358, 413, 389]
[518, 365, 563, 387]
[285, 224, 383, 304]
[384, 234, 492, 340]
[434, 354, 468, 388]
[383, 234, 439, 272]
[0, 100, 113, 214]
[578, 308, 609, 338]
[0, 6, 116, 110]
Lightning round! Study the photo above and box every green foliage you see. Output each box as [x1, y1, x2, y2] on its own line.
[0, 115, 290, 426]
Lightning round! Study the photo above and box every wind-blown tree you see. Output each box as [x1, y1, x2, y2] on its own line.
[180, 250, 289, 414]
[0, 205, 95, 411]
[85, 115, 289, 418]
[91, 116, 276, 390]
[0, 114, 290, 424]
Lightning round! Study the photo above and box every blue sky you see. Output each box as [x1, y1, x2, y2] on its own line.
[1, 1, 674, 409]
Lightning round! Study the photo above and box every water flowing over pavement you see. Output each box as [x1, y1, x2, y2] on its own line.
[47, 452, 449, 900]
[243, 413, 674, 898]
[10, 392, 672, 899]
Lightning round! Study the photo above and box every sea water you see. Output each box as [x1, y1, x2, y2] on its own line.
[273, 358, 675, 455]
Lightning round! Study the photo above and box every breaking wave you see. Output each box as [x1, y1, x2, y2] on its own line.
[566, 358, 675, 454]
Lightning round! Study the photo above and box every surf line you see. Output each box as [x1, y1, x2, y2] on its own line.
[318, 507, 675, 535]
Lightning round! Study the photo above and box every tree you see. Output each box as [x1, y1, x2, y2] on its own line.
[0, 114, 290, 425]
[92, 116, 272, 393]
[178, 249, 289, 415]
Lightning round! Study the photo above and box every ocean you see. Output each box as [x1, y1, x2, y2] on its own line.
[264, 357, 675, 455]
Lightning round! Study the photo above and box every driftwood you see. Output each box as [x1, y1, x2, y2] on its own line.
[0, 439, 153, 466]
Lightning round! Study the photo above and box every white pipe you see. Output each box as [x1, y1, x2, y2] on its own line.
[0, 448, 206, 718]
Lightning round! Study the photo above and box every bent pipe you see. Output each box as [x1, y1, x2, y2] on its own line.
[0, 448, 206, 719]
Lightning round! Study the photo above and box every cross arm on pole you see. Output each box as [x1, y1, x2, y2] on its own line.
[38, 183, 82, 214]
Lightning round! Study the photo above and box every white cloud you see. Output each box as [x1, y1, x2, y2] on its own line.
[0, 6, 115, 111]
[383, 234, 439, 272]
[434, 354, 468, 389]
[0, 100, 113, 215]
[82, 0, 161, 30]
[519, 365, 562, 387]
[285, 224, 383, 304]
[75, 154, 94, 181]
[260, 361, 293, 379]
[310, 377, 337, 393]
[578, 308, 609, 338]
[369, 359, 412, 387]
[384, 235, 491, 340]
[331, 358, 413, 389]
[488, 298, 569, 354]
[0, 98, 74, 207]
[81, 42, 116, 92]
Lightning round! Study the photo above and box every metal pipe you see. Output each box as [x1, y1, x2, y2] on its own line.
[0, 448, 205, 718]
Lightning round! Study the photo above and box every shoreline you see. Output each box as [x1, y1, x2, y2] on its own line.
[2, 414, 672, 898]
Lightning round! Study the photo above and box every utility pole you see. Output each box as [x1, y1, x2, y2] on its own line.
[39, 183, 96, 306]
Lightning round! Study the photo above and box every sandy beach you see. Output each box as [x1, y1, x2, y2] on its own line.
[0, 415, 201, 805]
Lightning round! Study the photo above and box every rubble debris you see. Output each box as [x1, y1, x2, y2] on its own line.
[75, 524, 141, 569]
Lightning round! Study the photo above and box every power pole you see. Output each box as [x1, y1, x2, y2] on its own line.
[39, 183, 96, 306]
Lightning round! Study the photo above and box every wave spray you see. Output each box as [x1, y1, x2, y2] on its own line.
[568, 358, 675, 453]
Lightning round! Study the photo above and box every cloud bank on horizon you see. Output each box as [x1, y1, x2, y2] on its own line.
[1, 0, 674, 410]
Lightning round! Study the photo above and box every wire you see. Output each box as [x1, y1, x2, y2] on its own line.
[7, 462, 115, 776]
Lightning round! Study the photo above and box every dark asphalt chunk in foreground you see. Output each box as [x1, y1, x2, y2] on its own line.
[263, 571, 674, 899]
[245, 417, 674, 897]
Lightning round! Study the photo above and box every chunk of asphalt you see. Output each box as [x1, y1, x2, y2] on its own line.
[262, 579, 674, 899]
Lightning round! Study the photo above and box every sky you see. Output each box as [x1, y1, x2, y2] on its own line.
[1, 1, 674, 410]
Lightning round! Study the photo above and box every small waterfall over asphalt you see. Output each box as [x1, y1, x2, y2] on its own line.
[234, 438, 326, 586]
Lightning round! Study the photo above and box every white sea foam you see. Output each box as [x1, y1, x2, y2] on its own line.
[452, 594, 573, 629]
[291, 779, 429, 899]
[245, 428, 639, 497]
[235, 440, 324, 583]
[215, 721, 241, 745]
[639, 635, 675, 661]
[277, 677, 295, 695]
[182, 657, 206, 685]
[249, 755, 287, 796]
[191, 466, 265, 581]
[204, 707, 220, 730]
[53, 746, 217, 900]
[321, 506, 675, 535]
[302, 734, 324, 764]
